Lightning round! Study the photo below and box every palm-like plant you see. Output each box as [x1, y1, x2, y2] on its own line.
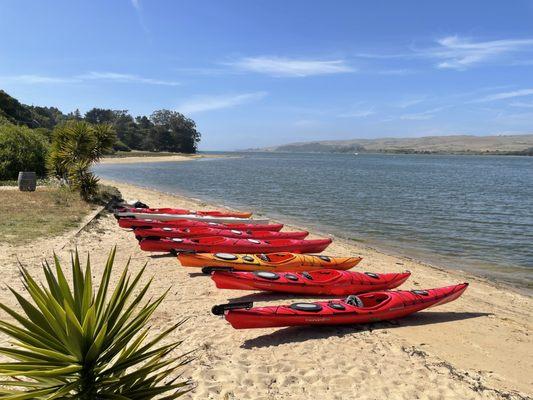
[0, 248, 191, 399]
[48, 121, 116, 200]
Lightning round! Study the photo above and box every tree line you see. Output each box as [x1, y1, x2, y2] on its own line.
[0, 89, 201, 153]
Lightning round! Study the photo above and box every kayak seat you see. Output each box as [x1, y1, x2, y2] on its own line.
[260, 253, 295, 264]
[353, 293, 392, 309]
[258, 254, 270, 262]
[305, 270, 343, 283]
[345, 295, 364, 307]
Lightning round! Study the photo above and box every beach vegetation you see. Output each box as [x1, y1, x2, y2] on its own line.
[0, 247, 192, 399]
[48, 121, 116, 200]
[0, 123, 49, 180]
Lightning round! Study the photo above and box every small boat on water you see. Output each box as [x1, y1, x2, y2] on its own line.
[211, 269, 411, 295]
[178, 252, 362, 272]
[140, 236, 332, 254]
[117, 217, 283, 231]
[212, 283, 468, 329]
[134, 226, 308, 240]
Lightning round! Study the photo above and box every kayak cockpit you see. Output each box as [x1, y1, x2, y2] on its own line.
[346, 292, 391, 309]
[257, 253, 296, 264]
[303, 270, 343, 283]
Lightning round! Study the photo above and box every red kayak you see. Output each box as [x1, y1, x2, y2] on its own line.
[139, 236, 332, 254]
[211, 270, 411, 295]
[134, 227, 309, 240]
[118, 218, 284, 231]
[117, 207, 252, 218]
[212, 283, 468, 329]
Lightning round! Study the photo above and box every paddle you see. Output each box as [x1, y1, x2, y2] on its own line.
[212, 302, 254, 316]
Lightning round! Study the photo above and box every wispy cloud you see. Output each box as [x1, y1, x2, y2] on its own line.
[338, 108, 375, 118]
[395, 96, 427, 109]
[177, 92, 267, 114]
[376, 68, 416, 76]
[356, 36, 533, 70]
[0, 74, 79, 84]
[78, 71, 179, 86]
[400, 107, 445, 120]
[335, 102, 376, 118]
[1, 71, 179, 86]
[355, 52, 412, 60]
[428, 35, 533, 70]
[472, 88, 533, 102]
[510, 101, 533, 108]
[226, 57, 355, 77]
[130, 0, 149, 33]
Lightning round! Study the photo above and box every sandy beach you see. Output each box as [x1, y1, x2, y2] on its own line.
[99, 154, 205, 164]
[1, 178, 531, 399]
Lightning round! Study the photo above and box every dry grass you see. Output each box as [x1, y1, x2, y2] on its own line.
[0, 186, 93, 244]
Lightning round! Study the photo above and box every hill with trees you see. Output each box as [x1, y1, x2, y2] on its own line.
[0, 89, 201, 153]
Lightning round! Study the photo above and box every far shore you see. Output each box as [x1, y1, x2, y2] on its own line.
[99, 154, 203, 164]
[99, 152, 231, 165]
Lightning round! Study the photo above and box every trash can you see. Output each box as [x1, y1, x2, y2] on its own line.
[18, 172, 37, 192]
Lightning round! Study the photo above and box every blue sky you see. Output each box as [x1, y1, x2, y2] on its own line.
[1, 0, 533, 150]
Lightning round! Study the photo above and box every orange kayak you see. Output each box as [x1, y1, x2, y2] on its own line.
[178, 252, 362, 273]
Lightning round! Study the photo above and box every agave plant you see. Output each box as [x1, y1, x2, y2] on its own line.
[0, 248, 191, 399]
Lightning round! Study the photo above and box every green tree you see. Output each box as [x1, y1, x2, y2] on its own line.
[136, 115, 155, 150]
[29, 105, 67, 129]
[150, 109, 201, 153]
[0, 123, 49, 180]
[84, 108, 115, 125]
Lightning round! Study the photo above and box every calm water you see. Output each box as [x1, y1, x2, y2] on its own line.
[95, 153, 533, 291]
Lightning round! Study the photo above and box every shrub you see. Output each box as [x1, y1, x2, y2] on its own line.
[113, 139, 131, 152]
[0, 247, 192, 398]
[0, 123, 49, 180]
[48, 121, 116, 200]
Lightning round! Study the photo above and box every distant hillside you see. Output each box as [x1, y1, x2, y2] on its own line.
[256, 134, 533, 155]
[0, 90, 66, 129]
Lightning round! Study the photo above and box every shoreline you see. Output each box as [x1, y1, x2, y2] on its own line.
[99, 154, 203, 164]
[1, 178, 531, 398]
[104, 177, 530, 297]
[99, 178, 532, 397]
[99, 174, 531, 297]
[99, 153, 233, 165]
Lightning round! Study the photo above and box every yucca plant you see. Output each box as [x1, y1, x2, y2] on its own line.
[47, 121, 116, 200]
[0, 248, 192, 399]
[67, 159, 100, 201]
